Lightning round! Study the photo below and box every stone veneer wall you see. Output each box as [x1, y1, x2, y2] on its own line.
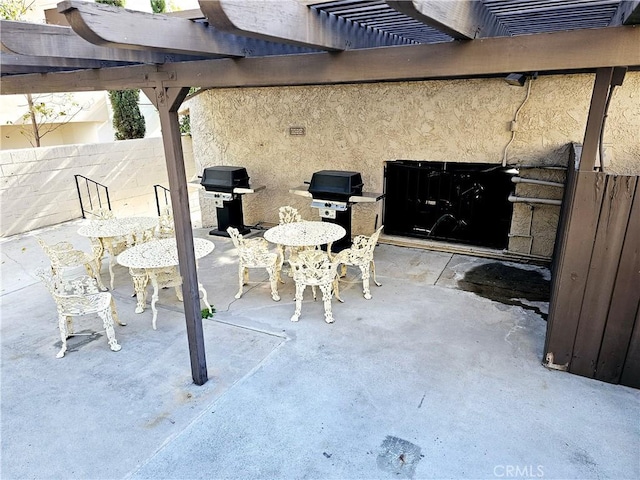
[189, 73, 639, 257]
[0, 137, 195, 237]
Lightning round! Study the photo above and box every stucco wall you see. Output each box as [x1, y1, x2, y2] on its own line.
[0, 137, 194, 237]
[189, 73, 639, 254]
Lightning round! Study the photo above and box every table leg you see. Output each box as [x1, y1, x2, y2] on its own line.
[89, 238, 107, 290]
[129, 268, 148, 314]
[102, 239, 118, 290]
[150, 275, 160, 330]
[276, 244, 286, 283]
[326, 241, 335, 260]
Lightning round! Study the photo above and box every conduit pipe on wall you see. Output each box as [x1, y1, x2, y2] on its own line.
[511, 177, 564, 188]
[502, 75, 534, 167]
[508, 195, 561, 206]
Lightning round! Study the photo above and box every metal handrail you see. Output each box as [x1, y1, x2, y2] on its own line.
[154, 184, 170, 216]
[74, 174, 111, 219]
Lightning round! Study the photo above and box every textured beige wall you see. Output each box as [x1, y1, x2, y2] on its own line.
[190, 72, 639, 252]
[0, 137, 195, 237]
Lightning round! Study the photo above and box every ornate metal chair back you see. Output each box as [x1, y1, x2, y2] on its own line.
[157, 206, 175, 238]
[278, 206, 302, 224]
[88, 208, 115, 220]
[36, 236, 106, 291]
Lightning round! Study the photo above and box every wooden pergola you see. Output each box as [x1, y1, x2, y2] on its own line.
[2, 0, 640, 385]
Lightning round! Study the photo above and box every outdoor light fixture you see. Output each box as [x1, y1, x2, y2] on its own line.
[505, 73, 527, 86]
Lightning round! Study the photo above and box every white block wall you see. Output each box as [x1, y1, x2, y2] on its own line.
[0, 137, 195, 237]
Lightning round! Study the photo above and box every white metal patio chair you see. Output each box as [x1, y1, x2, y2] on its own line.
[37, 237, 107, 291]
[277, 205, 313, 281]
[334, 225, 383, 299]
[227, 227, 281, 301]
[156, 205, 175, 239]
[288, 249, 343, 324]
[36, 268, 123, 358]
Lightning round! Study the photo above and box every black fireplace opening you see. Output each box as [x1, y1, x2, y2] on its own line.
[383, 160, 515, 249]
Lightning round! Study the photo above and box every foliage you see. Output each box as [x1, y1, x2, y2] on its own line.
[95, 0, 125, 6]
[108, 90, 146, 140]
[96, 0, 146, 141]
[166, 0, 181, 12]
[201, 307, 215, 319]
[179, 114, 191, 135]
[0, 0, 34, 20]
[7, 93, 87, 147]
[150, 0, 165, 13]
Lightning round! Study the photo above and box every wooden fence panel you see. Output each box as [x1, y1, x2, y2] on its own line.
[597, 186, 640, 385]
[544, 170, 606, 369]
[544, 148, 578, 360]
[620, 309, 640, 388]
[571, 176, 638, 377]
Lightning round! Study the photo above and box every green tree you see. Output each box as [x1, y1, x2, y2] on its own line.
[96, 0, 146, 140]
[0, 0, 34, 20]
[108, 90, 146, 140]
[7, 93, 86, 147]
[150, 0, 165, 13]
[95, 0, 124, 7]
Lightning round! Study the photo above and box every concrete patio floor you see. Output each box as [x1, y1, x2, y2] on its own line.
[1, 220, 638, 480]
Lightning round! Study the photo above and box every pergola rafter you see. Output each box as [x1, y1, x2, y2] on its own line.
[386, 0, 510, 39]
[199, 0, 411, 50]
[59, 0, 245, 57]
[57, 0, 315, 58]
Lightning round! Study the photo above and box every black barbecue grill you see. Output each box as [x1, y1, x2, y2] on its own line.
[200, 166, 258, 236]
[292, 170, 383, 251]
[201, 166, 250, 193]
[308, 170, 363, 202]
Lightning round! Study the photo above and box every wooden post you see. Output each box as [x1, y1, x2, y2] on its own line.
[144, 84, 208, 386]
[579, 67, 614, 171]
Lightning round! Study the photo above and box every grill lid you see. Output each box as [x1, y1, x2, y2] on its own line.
[200, 166, 250, 192]
[308, 170, 363, 200]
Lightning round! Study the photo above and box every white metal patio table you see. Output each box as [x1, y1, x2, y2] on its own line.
[116, 237, 214, 329]
[264, 220, 346, 280]
[263, 221, 346, 249]
[77, 216, 158, 289]
[263, 220, 346, 259]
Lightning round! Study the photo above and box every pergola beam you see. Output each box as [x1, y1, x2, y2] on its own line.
[0, 20, 206, 64]
[2, 25, 638, 94]
[0, 52, 130, 74]
[199, 0, 409, 50]
[386, 0, 509, 39]
[58, 0, 245, 57]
